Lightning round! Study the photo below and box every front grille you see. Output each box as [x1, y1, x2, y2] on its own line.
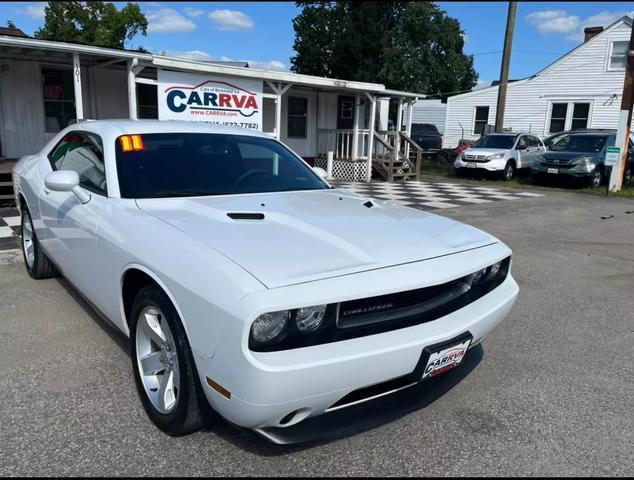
[337, 278, 470, 329]
[464, 154, 489, 162]
[542, 158, 574, 168]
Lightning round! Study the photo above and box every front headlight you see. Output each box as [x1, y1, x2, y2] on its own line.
[467, 259, 507, 290]
[250, 304, 329, 348]
[250, 310, 290, 345]
[487, 153, 505, 160]
[572, 156, 593, 167]
[457, 152, 465, 161]
[296, 305, 327, 333]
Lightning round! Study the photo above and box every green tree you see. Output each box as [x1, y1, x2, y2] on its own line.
[34, 1, 147, 49]
[290, 1, 477, 95]
[6, 20, 17, 29]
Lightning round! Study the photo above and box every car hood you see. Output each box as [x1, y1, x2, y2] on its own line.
[543, 151, 600, 161]
[136, 189, 497, 288]
[464, 148, 509, 156]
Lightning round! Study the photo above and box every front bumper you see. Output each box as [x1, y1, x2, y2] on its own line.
[531, 162, 597, 178]
[192, 245, 518, 433]
[454, 156, 507, 172]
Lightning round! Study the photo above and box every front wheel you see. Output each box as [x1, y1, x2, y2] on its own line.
[21, 208, 58, 279]
[589, 168, 603, 188]
[130, 285, 205, 436]
[502, 161, 515, 181]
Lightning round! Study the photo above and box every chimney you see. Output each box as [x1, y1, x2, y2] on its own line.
[584, 26, 603, 42]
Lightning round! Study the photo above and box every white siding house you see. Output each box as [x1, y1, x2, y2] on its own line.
[443, 16, 633, 148]
[410, 99, 447, 134]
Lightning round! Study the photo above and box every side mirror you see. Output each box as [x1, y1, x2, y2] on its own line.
[45, 170, 91, 204]
[313, 166, 329, 180]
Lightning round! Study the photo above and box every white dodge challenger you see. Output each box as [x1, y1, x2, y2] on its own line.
[13, 120, 518, 443]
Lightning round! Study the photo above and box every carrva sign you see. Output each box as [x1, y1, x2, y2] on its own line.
[605, 146, 620, 167]
[158, 70, 263, 131]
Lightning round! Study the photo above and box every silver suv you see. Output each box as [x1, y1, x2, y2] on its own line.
[454, 133, 546, 180]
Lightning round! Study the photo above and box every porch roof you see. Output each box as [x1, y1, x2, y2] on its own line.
[152, 55, 386, 93]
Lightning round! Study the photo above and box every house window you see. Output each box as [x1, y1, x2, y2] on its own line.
[473, 106, 489, 135]
[287, 96, 307, 138]
[137, 83, 158, 119]
[571, 103, 590, 130]
[549, 103, 568, 133]
[42, 68, 76, 133]
[609, 41, 628, 70]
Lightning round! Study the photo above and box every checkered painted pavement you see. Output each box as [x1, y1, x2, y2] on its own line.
[332, 180, 544, 210]
[0, 181, 545, 251]
[0, 208, 20, 252]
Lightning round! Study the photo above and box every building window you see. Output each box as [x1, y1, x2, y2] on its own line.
[571, 103, 590, 130]
[42, 69, 76, 133]
[473, 106, 489, 135]
[287, 96, 307, 138]
[549, 103, 568, 133]
[609, 41, 628, 70]
[137, 83, 158, 119]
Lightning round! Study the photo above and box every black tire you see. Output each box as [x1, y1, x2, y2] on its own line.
[21, 208, 58, 280]
[130, 285, 205, 436]
[589, 167, 603, 188]
[502, 161, 515, 181]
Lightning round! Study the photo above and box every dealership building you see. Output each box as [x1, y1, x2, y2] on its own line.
[0, 28, 425, 184]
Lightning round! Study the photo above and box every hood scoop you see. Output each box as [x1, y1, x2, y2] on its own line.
[227, 212, 265, 220]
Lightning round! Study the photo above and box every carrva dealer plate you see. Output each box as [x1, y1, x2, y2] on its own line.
[422, 337, 472, 381]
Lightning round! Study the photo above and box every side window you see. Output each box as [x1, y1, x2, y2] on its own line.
[48, 132, 107, 195]
[516, 136, 527, 149]
[529, 136, 542, 148]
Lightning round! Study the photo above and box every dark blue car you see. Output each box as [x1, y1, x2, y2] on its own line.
[532, 131, 633, 187]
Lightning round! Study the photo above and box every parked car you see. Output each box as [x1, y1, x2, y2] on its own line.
[542, 129, 615, 150]
[532, 131, 633, 187]
[410, 123, 444, 159]
[454, 133, 546, 180]
[12, 120, 518, 443]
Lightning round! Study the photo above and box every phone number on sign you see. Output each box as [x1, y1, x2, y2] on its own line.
[203, 120, 259, 130]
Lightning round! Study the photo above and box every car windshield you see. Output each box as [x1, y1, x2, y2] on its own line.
[411, 124, 439, 135]
[115, 133, 329, 198]
[472, 135, 517, 149]
[549, 134, 607, 153]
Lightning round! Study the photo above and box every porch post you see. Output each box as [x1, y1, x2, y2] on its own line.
[274, 95, 282, 140]
[127, 59, 138, 120]
[396, 98, 404, 132]
[266, 81, 292, 140]
[72, 53, 84, 120]
[365, 93, 376, 182]
[351, 92, 361, 160]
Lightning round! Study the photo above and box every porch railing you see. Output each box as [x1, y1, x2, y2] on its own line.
[317, 129, 370, 160]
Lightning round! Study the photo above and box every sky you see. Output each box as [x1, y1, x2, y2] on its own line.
[2, 1, 633, 90]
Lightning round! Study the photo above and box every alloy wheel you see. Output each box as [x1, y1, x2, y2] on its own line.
[22, 212, 35, 269]
[135, 306, 181, 414]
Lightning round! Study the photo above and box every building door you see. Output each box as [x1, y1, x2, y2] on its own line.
[337, 96, 355, 130]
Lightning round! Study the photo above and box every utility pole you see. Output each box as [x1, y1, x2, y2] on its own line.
[495, 1, 517, 132]
[608, 21, 634, 192]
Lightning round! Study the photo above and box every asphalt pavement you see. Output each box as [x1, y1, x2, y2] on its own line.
[0, 186, 632, 476]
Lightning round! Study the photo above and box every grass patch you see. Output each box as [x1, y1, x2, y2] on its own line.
[418, 161, 634, 199]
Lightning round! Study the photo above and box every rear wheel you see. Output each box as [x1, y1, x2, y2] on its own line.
[21, 208, 58, 279]
[130, 285, 205, 436]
